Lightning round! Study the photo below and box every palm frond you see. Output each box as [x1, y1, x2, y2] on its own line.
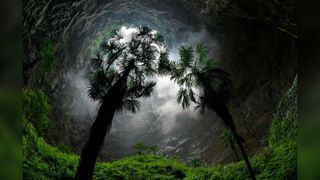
[144, 66, 157, 77]
[91, 53, 103, 69]
[201, 59, 216, 72]
[124, 98, 141, 113]
[158, 50, 172, 75]
[189, 88, 197, 103]
[194, 96, 206, 114]
[138, 26, 152, 36]
[177, 77, 187, 86]
[196, 43, 207, 65]
[106, 69, 119, 87]
[170, 64, 186, 83]
[177, 88, 190, 109]
[138, 81, 156, 98]
[115, 31, 123, 40]
[185, 72, 196, 87]
[88, 67, 119, 101]
[155, 33, 165, 44]
[126, 80, 141, 98]
[179, 45, 194, 68]
[88, 70, 109, 100]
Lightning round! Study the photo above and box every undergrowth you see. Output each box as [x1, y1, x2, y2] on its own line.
[22, 77, 297, 179]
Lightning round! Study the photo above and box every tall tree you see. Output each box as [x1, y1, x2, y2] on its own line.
[219, 128, 240, 161]
[75, 26, 169, 180]
[170, 43, 256, 180]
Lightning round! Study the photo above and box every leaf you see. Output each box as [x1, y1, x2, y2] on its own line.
[171, 65, 186, 83]
[155, 33, 164, 43]
[196, 43, 207, 65]
[138, 26, 152, 36]
[177, 88, 190, 109]
[91, 53, 103, 69]
[194, 96, 206, 114]
[189, 88, 197, 103]
[158, 50, 172, 75]
[202, 59, 216, 72]
[88, 70, 108, 100]
[124, 98, 141, 113]
[138, 81, 157, 98]
[179, 45, 194, 67]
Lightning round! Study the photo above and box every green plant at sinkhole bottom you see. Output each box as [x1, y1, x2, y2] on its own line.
[22, 76, 297, 179]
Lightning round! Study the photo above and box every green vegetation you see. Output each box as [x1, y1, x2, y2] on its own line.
[23, 38, 56, 86]
[23, 76, 297, 179]
[22, 89, 51, 136]
[269, 76, 297, 147]
[36, 38, 56, 79]
[23, 124, 78, 179]
[93, 155, 187, 179]
[133, 142, 158, 155]
[186, 157, 205, 168]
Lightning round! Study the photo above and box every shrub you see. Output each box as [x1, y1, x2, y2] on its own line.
[133, 142, 158, 155]
[186, 157, 205, 168]
[23, 124, 78, 179]
[22, 89, 51, 136]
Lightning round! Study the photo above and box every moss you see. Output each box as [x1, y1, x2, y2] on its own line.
[37, 38, 56, 79]
[269, 76, 297, 147]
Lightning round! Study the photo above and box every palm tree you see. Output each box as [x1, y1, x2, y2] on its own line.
[75, 26, 169, 180]
[170, 43, 256, 180]
[219, 128, 240, 161]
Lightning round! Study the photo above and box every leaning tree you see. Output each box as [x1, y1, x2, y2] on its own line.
[219, 128, 241, 161]
[170, 43, 256, 180]
[75, 26, 169, 180]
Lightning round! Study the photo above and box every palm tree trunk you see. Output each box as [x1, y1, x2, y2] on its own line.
[233, 132, 256, 180]
[74, 97, 119, 180]
[218, 107, 256, 180]
[75, 62, 133, 180]
[229, 138, 240, 161]
[204, 85, 256, 180]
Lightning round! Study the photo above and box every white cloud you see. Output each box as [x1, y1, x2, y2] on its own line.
[118, 26, 139, 44]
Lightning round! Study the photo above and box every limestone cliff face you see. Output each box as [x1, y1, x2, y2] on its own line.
[23, 0, 296, 164]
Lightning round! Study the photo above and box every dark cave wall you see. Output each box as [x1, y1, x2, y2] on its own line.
[23, 0, 297, 164]
[185, 0, 297, 161]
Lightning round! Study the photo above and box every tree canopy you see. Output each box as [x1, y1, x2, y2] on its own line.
[88, 26, 170, 113]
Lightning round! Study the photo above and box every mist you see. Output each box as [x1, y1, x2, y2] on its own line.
[60, 26, 224, 162]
